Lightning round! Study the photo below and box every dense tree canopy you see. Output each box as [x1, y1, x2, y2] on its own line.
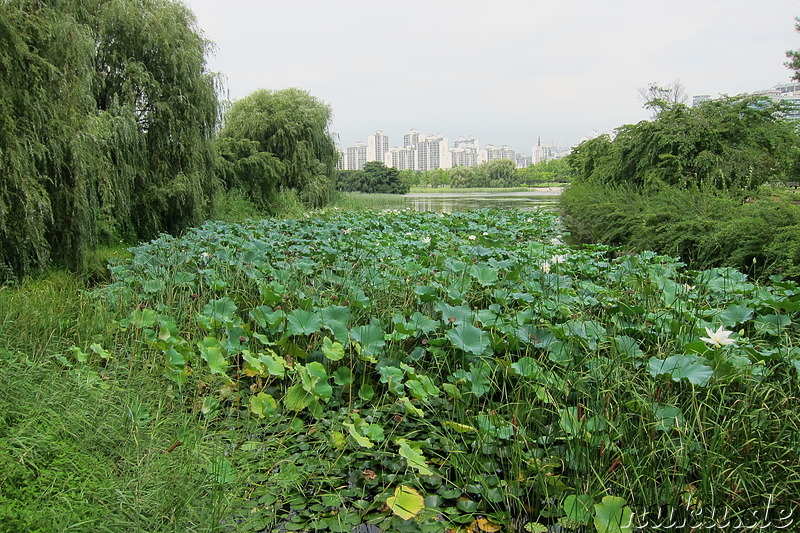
[218, 88, 338, 208]
[566, 95, 800, 190]
[519, 158, 574, 184]
[449, 159, 519, 188]
[0, 0, 219, 278]
[335, 162, 409, 194]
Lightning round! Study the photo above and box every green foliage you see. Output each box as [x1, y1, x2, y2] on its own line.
[215, 137, 283, 209]
[218, 88, 337, 208]
[519, 158, 574, 184]
[560, 181, 800, 279]
[335, 161, 410, 194]
[0, 351, 236, 532]
[90, 208, 800, 530]
[6, 208, 800, 530]
[450, 159, 521, 188]
[567, 95, 800, 190]
[786, 17, 800, 81]
[0, 0, 219, 278]
[328, 191, 408, 211]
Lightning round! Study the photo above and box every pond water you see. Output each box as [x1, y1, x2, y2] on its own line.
[403, 188, 562, 213]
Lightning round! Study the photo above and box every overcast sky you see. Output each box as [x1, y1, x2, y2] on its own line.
[183, 0, 800, 154]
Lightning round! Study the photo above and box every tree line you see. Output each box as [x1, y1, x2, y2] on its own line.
[0, 0, 338, 281]
[561, 89, 800, 279]
[336, 158, 574, 193]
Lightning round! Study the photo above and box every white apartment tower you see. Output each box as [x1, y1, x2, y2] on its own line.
[451, 136, 479, 167]
[479, 144, 516, 164]
[515, 154, 532, 168]
[453, 136, 479, 150]
[403, 128, 425, 149]
[451, 147, 478, 167]
[416, 133, 452, 171]
[346, 141, 367, 170]
[385, 146, 415, 170]
[366, 130, 390, 163]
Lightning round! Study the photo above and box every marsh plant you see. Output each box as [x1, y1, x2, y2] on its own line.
[70, 208, 797, 532]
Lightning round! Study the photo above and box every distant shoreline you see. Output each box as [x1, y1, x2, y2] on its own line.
[406, 187, 564, 198]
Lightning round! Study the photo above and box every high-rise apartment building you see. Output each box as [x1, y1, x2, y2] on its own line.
[752, 82, 800, 120]
[367, 130, 390, 163]
[693, 82, 800, 120]
[385, 146, 415, 170]
[479, 144, 516, 164]
[451, 146, 478, 167]
[343, 129, 547, 171]
[451, 136, 479, 167]
[515, 154, 532, 168]
[345, 142, 367, 170]
[453, 136, 479, 150]
[416, 133, 452, 171]
[403, 128, 425, 149]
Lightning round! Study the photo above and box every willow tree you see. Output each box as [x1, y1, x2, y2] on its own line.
[0, 1, 95, 278]
[218, 88, 338, 208]
[0, 0, 219, 279]
[88, 0, 220, 238]
[566, 95, 799, 190]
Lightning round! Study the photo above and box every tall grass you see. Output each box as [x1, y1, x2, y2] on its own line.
[329, 191, 409, 210]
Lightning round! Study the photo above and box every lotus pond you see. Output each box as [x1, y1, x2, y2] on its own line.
[89, 208, 799, 532]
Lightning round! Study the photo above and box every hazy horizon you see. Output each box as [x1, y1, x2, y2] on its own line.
[184, 0, 800, 154]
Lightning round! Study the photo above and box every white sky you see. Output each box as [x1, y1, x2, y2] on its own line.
[183, 0, 800, 154]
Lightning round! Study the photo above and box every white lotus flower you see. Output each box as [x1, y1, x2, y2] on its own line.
[422, 237, 431, 244]
[468, 235, 477, 240]
[700, 326, 736, 347]
[551, 254, 568, 264]
[540, 261, 551, 274]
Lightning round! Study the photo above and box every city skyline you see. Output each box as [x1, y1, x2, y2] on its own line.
[334, 128, 568, 160]
[337, 129, 565, 171]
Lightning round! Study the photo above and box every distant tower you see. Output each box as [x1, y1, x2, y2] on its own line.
[345, 141, 367, 170]
[403, 128, 424, 148]
[367, 130, 390, 163]
[532, 135, 553, 164]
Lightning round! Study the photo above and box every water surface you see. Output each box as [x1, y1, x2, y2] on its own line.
[403, 189, 562, 213]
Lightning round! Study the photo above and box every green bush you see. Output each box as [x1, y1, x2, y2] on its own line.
[560, 181, 800, 280]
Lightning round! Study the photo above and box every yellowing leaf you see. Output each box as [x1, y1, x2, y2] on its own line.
[442, 420, 476, 433]
[524, 523, 548, 533]
[386, 485, 424, 520]
[322, 336, 345, 361]
[475, 517, 502, 532]
[249, 392, 276, 418]
[397, 438, 434, 476]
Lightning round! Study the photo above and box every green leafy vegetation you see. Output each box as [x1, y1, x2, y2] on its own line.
[336, 162, 411, 194]
[399, 159, 573, 190]
[0, 0, 219, 279]
[5, 208, 797, 531]
[560, 182, 800, 280]
[217, 88, 338, 209]
[567, 95, 799, 191]
[561, 91, 800, 280]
